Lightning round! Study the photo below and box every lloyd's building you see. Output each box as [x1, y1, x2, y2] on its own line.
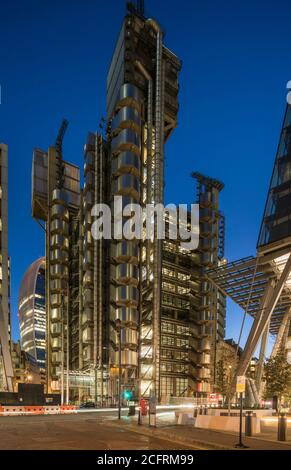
[32, 1, 226, 402]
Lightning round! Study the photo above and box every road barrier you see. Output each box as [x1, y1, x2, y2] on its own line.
[44, 406, 60, 414]
[60, 405, 77, 414]
[24, 406, 44, 415]
[2, 406, 26, 416]
[0, 405, 76, 416]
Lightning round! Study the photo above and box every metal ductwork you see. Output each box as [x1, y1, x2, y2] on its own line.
[49, 190, 70, 382]
[145, 16, 165, 396]
[110, 84, 141, 372]
[82, 137, 96, 367]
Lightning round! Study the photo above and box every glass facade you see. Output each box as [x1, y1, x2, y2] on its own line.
[258, 105, 291, 247]
[18, 258, 46, 370]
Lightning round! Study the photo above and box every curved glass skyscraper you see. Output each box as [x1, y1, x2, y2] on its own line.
[19, 258, 46, 369]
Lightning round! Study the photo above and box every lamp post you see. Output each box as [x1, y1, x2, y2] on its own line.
[66, 286, 69, 405]
[116, 319, 122, 420]
[228, 365, 232, 415]
[61, 292, 64, 406]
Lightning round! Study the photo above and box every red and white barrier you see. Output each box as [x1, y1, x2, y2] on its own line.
[24, 406, 44, 415]
[2, 406, 26, 416]
[44, 406, 60, 415]
[60, 405, 77, 414]
[0, 405, 76, 416]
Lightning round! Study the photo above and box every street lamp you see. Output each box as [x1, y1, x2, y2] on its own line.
[61, 292, 65, 406]
[115, 319, 122, 420]
[228, 365, 233, 415]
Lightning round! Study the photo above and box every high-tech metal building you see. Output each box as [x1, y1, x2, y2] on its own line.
[18, 258, 46, 370]
[32, 126, 81, 394]
[100, 1, 182, 399]
[79, 3, 226, 401]
[0, 143, 13, 392]
[32, 1, 226, 401]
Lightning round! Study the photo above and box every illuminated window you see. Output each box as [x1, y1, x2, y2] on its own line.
[160, 377, 174, 396]
[176, 338, 188, 348]
[162, 282, 175, 293]
[161, 322, 175, 333]
[177, 272, 190, 281]
[176, 378, 188, 396]
[161, 348, 173, 359]
[177, 325, 189, 335]
[162, 293, 174, 306]
[162, 267, 175, 278]
[161, 335, 175, 346]
[177, 285, 190, 294]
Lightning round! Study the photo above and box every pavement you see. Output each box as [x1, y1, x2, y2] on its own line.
[109, 418, 291, 450]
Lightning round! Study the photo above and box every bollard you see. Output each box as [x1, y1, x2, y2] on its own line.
[245, 411, 253, 437]
[128, 404, 136, 417]
[193, 408, 198, 418]
[138, 409, 141, 425]
[203, 407, 207, 415]
[199, 407, 203, 415]
[278, 413, 287, 442]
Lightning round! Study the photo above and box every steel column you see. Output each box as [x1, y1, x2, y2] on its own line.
[271, 308, 291, 358]
[235, 254, 291, 379]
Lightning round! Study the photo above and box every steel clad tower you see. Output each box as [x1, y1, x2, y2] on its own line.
[32, 123, 80, 395]
[105, 2, 182, 397]
[31, 1, 227, 402]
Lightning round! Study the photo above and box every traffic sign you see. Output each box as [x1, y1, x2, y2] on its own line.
[236, 376, 246, 394]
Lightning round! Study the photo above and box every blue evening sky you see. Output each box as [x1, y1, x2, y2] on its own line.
[1, 0, 291, 349]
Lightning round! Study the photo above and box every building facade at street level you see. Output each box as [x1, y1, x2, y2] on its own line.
[0, 143, 13, 393]
[11, 341, 44, 387]
[31, 2, 226, 402]
[216, 339, 259, 400]
[18, 258, 46, 371]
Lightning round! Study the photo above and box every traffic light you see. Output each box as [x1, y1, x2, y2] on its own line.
[123, 390, 133, 401]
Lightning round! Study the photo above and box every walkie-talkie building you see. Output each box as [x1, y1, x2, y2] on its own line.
[18, 258, 46, 370]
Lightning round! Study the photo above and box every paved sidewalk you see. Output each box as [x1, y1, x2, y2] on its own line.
[105, 419, 291, 450]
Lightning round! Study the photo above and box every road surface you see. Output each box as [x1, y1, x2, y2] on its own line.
[0, 412, 190, 450]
